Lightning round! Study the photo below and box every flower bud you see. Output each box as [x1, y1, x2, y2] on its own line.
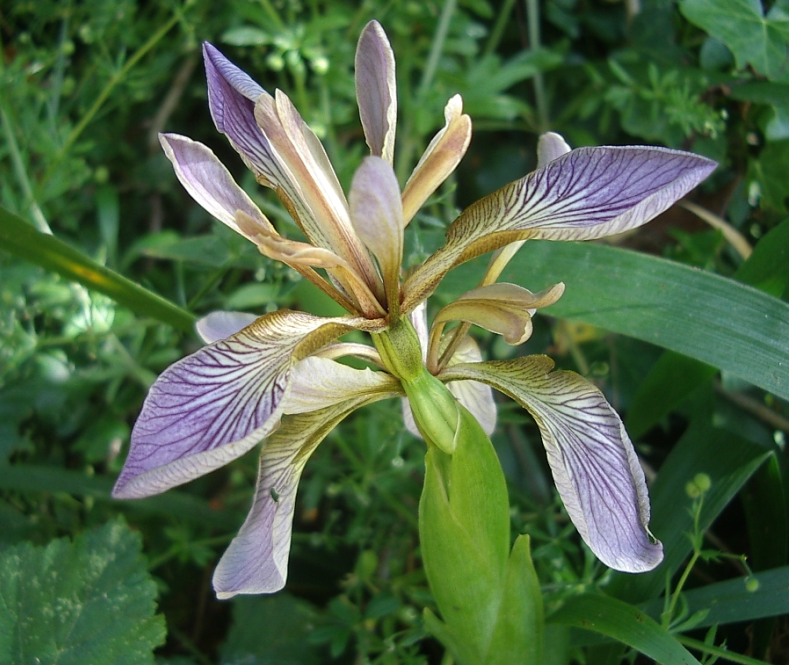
[403, 369, 460, 454]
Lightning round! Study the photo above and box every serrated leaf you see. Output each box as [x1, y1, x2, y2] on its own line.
[0, 519, 166, 665]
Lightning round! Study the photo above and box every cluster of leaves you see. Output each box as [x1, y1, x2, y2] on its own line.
[1, 0, 788, 663]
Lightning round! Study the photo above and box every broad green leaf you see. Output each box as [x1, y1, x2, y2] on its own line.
[680, 0, 789, 82]
[749, 140, 789, 212]
[0, 519, 166, 665]
[220, 593, 323, 664]
[640, 565, 789, 628]
[488, 241, 789, 402]
[607, 420, 772, 603]
[625, 352, 716, 439]
[0, 464, 233, 528]
[547, 594, 701, 665]
[734, 217, 789, 297]
[0, 205, 196, 332]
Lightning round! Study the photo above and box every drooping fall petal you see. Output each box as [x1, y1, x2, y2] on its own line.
[355, 20, 397, 165]
[433, 282, 565, 345]
[159, 134, 275, 241]
[442, 356, 663, 573]
[112, 311, 380, 499]
[196, 311, 258, 344]
[403, 146, 716, 312]
[213, 394, 395, 597]
[349, 156, 404, 313]
[401, 95, 472, 226]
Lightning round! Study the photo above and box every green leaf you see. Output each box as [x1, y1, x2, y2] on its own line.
[488, 241, 789, 402]
[0, 205, 196, 332]
[749, 140, 789, 212]
[625, 352, 716, 439]
[548, 594, 701, 665]
[0, 519, 166, 665]
[220, 593, 323, 665]
[734, 217, 789, 297]
[640, 565, 789, 628]
[680, 0, 789, 82]
[608, 420, 773, 603]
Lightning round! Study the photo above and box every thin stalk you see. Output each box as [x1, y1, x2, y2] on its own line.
[525, 0, 549, 132]
[257, 0, 285, 31]
[484, 0, 517, 56]
[0, 105, 52, 234]
[417, 0, 457, 99]
[40, 7, 184, 189]
[676, 636, 771, 665]
[663, 495, 705, 626]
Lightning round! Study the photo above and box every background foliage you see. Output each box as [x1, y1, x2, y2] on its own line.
[1, 0, 788, 663]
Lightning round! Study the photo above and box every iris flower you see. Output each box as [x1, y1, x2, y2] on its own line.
[112, 21, 716, 598]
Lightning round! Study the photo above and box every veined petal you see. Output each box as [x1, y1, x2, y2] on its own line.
[112, 310, 381, 499]
[434, 282, 565, 345]
[401, 95, 472, 226]
[442, 356, 663, 573]
[203, 43, 290, 189]
[349, 157, 404, 313]
[196, 311, 258, 344]
[355, 21, 397, 165]
[213, 394, 396, 597]
[537, 132, 571, 168]
[159, 134, 274, 241]
[403, 146, 716, 312]
[282, 356, 399, 414]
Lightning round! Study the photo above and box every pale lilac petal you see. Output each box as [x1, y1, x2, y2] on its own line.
[443, 356, 663, 572]
[403, 146, 716, 312]
[213, 394, 395, 597]
[159, 133, 273, 240]
[112, 311, 372, 499]
[444, 337, 497, 436]
[355, 21, 397, 165]
[282, 356, 399, 414]
[537, 132, 571, 168]
[349, 156, 404, 310]
[196, 311, 259, 344]
[401, 301, 429, 438]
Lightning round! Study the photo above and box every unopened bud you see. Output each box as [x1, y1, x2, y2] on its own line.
[403, 369, 459, 454]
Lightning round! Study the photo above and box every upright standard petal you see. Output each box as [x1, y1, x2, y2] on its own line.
[401, 95, 472, 226]
[443, 356, 663, 573]
[213, 394, 396, 597]
[160, 134, 274, 241]
[203, 43, 289, 188]
[403, 146, 716, 312]
[112, 310, 380, 499]
[355, 21, 397, 165]
[537, 132, 571, 168]
[349, 156, 404, 314]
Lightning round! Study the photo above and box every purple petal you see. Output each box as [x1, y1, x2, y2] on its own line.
[443, 356, 663, 573]
[159, 134, 272, 239]
[195, 311, 258, 344]
[112, 311, 369, 499]
[355, 21, 397, 164]
[403, 145, 716, 312]
[213, 395, 392, 597]
[202, 43, 286, 187]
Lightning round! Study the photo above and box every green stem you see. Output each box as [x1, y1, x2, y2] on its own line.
[677, 636, 771, 665]
[256, 0, 285, 31]
[525, 0, 549, 132]
[39, 7, 184, 189]
[484, 0, 517, 56]
[663, 495, 705, 626]
[418, 0, 456, 99]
